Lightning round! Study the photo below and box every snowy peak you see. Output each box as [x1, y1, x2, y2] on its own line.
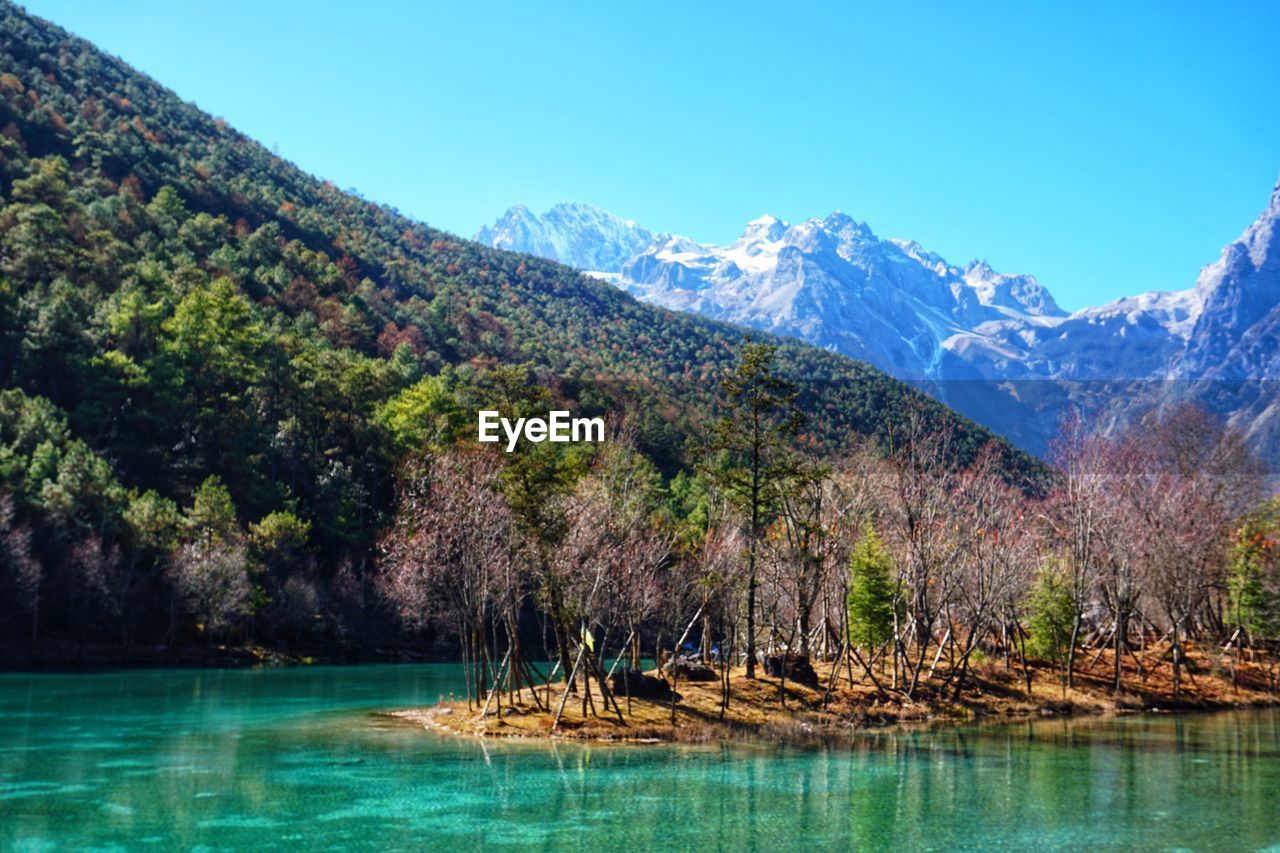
[474, 203, 539, 250]
[474, 202, 656, 273]
[1175, 177, 1280, 380]
[738, 214, 788, 244]
[1193, 178, 1280, 300]
[962, 259, 1064, 318]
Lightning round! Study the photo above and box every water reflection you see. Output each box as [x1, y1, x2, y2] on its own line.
[0, 665, 1276, 849]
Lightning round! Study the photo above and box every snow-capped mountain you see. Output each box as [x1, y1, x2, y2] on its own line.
[480, 205, 1066, 379]
[475, 202, 655, 275]
[1175, 181, 1280, 381]
[476, 185, 1280, 458]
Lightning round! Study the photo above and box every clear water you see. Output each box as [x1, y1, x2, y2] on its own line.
[0, 665, 1277, 850]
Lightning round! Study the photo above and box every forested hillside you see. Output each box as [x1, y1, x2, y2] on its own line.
[0, 2, 1039, 659]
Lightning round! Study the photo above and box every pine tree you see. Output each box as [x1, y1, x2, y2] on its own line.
[1025, 561, 1076, 668]
[846, 524, 895, 650]
[707, 342, 804, 678]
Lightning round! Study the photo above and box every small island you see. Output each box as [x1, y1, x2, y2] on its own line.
[392, 645, 1279, 744]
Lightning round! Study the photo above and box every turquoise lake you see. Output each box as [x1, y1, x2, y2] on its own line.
[0, 664, 1277, 850]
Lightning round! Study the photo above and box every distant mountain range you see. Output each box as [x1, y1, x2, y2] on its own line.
[478, 187, 1280, 459]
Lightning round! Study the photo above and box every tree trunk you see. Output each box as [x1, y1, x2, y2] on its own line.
[746, 545, 758, 679]
[1171, 621, 1182, 698]
[1113, 612, 1125, 693]
[746, 432, 761, 679]
[1067, 610, 1082, 690]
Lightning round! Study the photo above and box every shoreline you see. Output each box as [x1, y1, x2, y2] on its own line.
[386, 648, 1280, 747]
[384, 697, 1280, 757]
[0, 641, 451, 673]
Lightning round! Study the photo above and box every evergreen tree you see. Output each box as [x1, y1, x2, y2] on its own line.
[1025, 561, 1076, 668]
[846, 524, 896, 649]
[1229, 498, 1280, 642]
[707, 342, 804, 678]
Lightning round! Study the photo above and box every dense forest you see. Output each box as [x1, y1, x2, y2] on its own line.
[0, 2, 1040, 661]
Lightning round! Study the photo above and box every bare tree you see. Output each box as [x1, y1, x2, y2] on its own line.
[1044, 415, 1108, 688]
[878, 405, 964, 698]
[555, 439, 671, 721]
[0, 493, 43, 643]
[380, 448, 517, 708]
[1130, 406, 1264, 695]
[947, 444, 1037, 691]
[168, 535, 250, 642]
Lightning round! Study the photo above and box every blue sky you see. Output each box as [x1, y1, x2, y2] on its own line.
[22, 0, 1280, 310]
